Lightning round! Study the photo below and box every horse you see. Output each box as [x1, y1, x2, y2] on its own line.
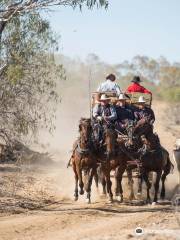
[71, 118, 97, 203]
[130, 121, 174, 203]
[97, 125, 135, 203]
[94, 125, 117, 203]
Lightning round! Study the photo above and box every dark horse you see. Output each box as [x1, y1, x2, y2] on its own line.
[71, 118, 97, 203]
[132, 122, 174, 203]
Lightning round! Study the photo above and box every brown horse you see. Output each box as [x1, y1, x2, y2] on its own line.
[97, 127, 134, 203]
[71, 118, 97, 203]
[95, 126, 117, 202]
[139, 133, 173, 203]
[130, 122, 174, 203]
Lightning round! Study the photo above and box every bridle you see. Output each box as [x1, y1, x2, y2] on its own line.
[77, 119, 92, 156]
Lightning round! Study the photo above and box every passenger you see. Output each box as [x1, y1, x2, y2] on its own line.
[126, 76, 152, 95]
[97, 74, 122, 96]
[115, 93, 134, 133]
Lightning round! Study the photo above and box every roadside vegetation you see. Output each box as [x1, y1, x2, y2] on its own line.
[0, 0, 108, 145]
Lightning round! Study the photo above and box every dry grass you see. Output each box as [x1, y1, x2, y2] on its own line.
[0, 163, 59, 215]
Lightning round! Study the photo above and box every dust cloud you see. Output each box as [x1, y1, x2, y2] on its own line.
[31, 78, 94, 200]
[31, 79, 179, 202]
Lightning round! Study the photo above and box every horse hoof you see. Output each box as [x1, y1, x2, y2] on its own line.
[152, 202, 157, 206]
[146, 199, 152, 205]
[117, 196, 123, 202]
[85, 198, 91, 204]
[108, 198, 113, 203]
[79, 190, 84, 195]
[74, 196, 78, 201]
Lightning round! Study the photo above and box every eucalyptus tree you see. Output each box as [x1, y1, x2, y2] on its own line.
[0, 0, 108, 143]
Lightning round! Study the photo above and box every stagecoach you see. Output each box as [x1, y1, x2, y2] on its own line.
[91, 91, 153, 177]
[70, 90, 173, 204]
[91, 91, 152, 137]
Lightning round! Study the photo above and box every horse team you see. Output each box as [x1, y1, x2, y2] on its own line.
[69, 94, 173, 204]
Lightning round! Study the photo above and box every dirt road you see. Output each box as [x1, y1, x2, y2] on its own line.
[0, 101, 180, 240]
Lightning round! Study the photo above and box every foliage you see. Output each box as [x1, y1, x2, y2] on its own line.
[56, 54, 180, 103]
[0, 1, 108, 143]
[0, 12, 65, 143]
[159, 87, 180, 102]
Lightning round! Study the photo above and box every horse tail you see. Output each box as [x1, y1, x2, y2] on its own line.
[67, 156, 72, 168]
[165, 154, 174, 174]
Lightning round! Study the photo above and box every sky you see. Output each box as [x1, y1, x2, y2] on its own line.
[45, 0, 180, 64]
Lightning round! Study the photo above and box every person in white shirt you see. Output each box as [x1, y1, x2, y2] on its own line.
[97, 74, 122, 96]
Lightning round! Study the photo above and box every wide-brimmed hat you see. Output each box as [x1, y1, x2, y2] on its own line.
[99, 94, 110, 101]
[132, 76, 141, 83]
[117, 93, 127, 101]
[106, 73, 116, 81]
[137, 96, 146, 104]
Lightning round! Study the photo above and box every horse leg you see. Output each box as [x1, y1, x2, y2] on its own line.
[85, 168, 94, 204]
[77, 166, 84, 195]
[97, 165, 106, 196]
[153, 170, 162, 203]
[118, 164, 127, 203]
[102, 176, 107, 195]
[126, 169, 135, 201]
[106, 172, 113, 203]
[72, 163, 78, 201]
[114, 167, 120, 199]
[114, 167, 124, 202]
[118, 173, 124, 203]
[142, 171, 151, 204]
[137, 174, 143, 197]
[160, 172, 166, 200]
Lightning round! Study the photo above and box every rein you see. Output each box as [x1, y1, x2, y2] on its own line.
[115, 128, 127, 137]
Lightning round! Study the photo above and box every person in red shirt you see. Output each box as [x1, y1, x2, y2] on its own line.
[126, 76, 152, 95]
